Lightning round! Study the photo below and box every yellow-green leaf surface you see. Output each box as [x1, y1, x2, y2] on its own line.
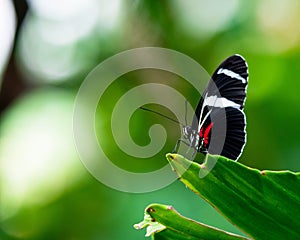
[134, 203, 248, 240]
[166, 153, 300, 239]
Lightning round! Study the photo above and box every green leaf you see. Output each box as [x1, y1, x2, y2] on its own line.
[166, 153, 300, 239]
[134, 203, 248, 240]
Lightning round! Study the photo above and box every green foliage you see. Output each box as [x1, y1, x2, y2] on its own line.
[134, 204, 247, 240]
[3, 1, 300, 239]
[135, 154, 300, 239]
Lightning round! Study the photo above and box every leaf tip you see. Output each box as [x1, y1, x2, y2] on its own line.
[166, 153, 176, 161]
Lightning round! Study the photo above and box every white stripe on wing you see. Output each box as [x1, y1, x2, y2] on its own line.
[204, 95, 240, 109]
[217, 68, 247, 84]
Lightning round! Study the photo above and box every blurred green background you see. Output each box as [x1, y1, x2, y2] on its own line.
[1, 0, 300, 239]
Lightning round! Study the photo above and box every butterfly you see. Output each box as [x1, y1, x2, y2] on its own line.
[176, 54, 248, 161]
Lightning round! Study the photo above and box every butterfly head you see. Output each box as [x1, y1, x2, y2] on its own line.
[182, 125, 200, 151]
[183, 125, 199, 140]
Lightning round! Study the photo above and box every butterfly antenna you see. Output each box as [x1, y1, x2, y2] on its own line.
[184, 99, 188, 126]
[139, 107, 185, 126]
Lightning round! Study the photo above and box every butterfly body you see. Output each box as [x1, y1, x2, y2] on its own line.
[182, 125, 209, 155]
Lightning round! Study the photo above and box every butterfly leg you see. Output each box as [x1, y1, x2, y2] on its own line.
[172, 139, 180, 153]
[191, 149, 197, 159]
[185, 140, 194, 155]
[172, 139, 191, 153]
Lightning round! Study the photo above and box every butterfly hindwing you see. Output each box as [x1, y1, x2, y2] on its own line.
[208, 107, 246, 160]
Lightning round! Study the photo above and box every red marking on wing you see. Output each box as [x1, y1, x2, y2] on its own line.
[200, 122, 213, 146]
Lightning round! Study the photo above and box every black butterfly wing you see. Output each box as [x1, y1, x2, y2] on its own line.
[205, 107, 246, 160]
[191, 55, 248, 160]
